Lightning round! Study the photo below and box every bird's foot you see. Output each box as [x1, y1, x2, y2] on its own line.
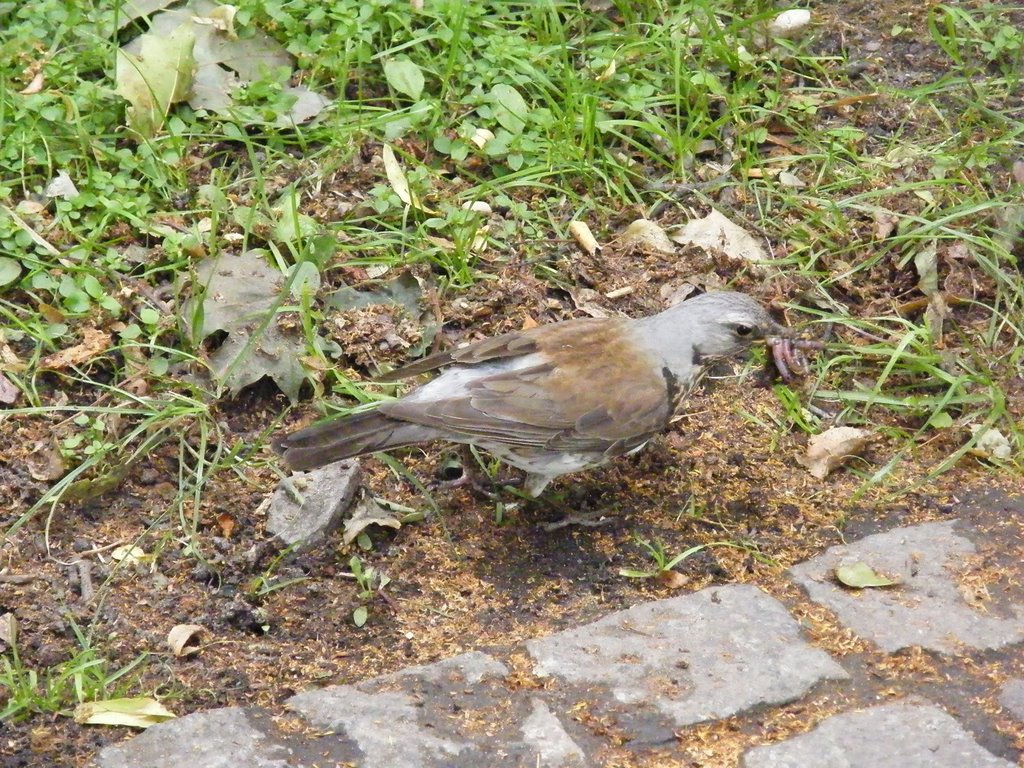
[542, 509, 620, 532]
[434, 450, 523, 499]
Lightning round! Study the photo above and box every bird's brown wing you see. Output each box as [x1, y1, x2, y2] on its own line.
[382, 319, 678, 454]
[375, 318, 605, 381]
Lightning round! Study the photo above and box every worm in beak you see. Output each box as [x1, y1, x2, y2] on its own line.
[766, 335, 824, 382]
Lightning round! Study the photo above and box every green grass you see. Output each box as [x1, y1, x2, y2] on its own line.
[1, 0, 1023, 730]
[1, 617, 149, 721]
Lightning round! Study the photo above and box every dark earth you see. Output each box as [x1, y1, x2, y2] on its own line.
[2, 1, 1023, 766]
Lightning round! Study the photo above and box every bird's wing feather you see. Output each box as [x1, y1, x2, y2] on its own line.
[382, 319, 678, 453]
[375, 318, 602, 381]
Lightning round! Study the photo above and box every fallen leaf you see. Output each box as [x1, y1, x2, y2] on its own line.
[0, 371, 18, 405]
[181, 251, 308, 402]
[959, 582, 990, 609]
[462, 200, 493, 215]
[19, 70, 45, 95]
[469, 128, 494, 148]
[39, 328, 111, 371]
[382, 144, 420, 209]
[116, 24, 196, 138]
[117, 0, 181, 30]
[326, 270, 428, 319]
[777, 171, 805, 188]
[216, 512, 237, 538]
[167, 624, 205, 656]
[200, 3, 236, 35]
[38, 303, 65, 323]
[111, 545, 147, 566]
[44, 171, 80, 200]
[24, 439, 65, 481]
[124, 0, 330, 126]
[872, 208, 899, 240]
[595, 58, 616, 82]
[914, 241, 939, 296]
[835, 561, 900, 589]
[75, 698, 176, 728]
[621, 219, 675, 254]
[797, 426, 872, 479]
[670, 209, 768, 263]
[60, 464, 131, 503]
[352, 605, 368, 627]
[383, 58, 425, 100]
[969, 425, 1013, 461]
[923, 291, 949, 344]
[0, 612, 17, 647]
[276, 86, 331, 127]
[768, 9, 811, 38]
[656, 570, 689, 589]
[342, 494, 405, 545]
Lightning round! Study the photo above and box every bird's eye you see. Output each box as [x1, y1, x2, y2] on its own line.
[735, 324, 754, 337]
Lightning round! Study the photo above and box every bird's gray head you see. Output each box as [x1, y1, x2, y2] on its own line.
[645, 291, 788, 361]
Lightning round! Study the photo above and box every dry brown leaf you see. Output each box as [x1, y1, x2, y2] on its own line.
[670, 210, 768, 263]
[39, 328, 111, 371]
[25, 438, 66, 481]
[167, 624, 205, 656]
[797, 426, 872, 479]
[216, 512, 237, 538]
[968, 425, 1013, 461]
[656, 570, 689, 589]
[520, 315, 539, 330]
[621, 219, 675, 254]
[959, 583, 990, 610]
[37, 303, 66, 323]
[75, 698, 175, 728]
[382, 144, 415, 207]
[19, 70, 45, 95]
[872, 209, 899, 240]
[0, 371, 18, 405]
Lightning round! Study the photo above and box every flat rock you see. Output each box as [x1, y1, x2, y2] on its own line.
[287, 651, 513, 768]
[525, 584, 847, 727]
[741, 700, 1015, 768]
[520, 698, 587, 767]
[999, 678, 1024, 721]
[264, 459, 360, 549]
[96, 707, 291, 768]
[788, 520, 1024, 652]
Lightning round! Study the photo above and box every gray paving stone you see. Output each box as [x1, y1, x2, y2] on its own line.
[741, 700, 1015, 768]
[96, 707, 292, 768]
[999, 678, 1024, 721]
[520, 698, 587, 767]
[526, 584, 847, 727]
[789, 520, 1024, 653]
[287, 651, 509, 768]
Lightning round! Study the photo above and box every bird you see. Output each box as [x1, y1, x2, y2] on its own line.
[273, 291, 818, 496]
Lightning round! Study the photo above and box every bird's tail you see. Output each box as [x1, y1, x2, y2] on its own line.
[272, 409, 435, 472]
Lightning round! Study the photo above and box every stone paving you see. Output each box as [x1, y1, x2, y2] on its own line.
[94, 492, 1024, 767]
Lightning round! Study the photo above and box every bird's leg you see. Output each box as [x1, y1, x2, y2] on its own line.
[434, 446, 523, 499]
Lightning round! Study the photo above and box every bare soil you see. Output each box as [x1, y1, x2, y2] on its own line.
[2, 2, 1023, 766]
